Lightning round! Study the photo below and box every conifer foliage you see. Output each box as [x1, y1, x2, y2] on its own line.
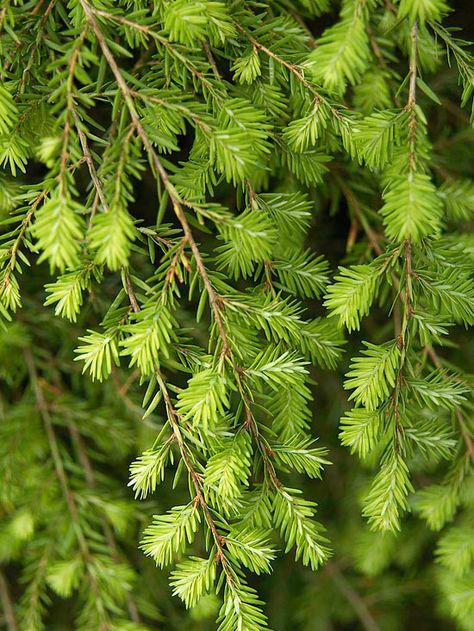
[0, 0, 473, 629]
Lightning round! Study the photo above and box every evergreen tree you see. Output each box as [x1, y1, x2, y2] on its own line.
[0, 0, 473, 629]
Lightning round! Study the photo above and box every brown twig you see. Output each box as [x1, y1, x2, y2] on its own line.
[234, 22, 322, 102]
[289, 10, 317, 48]
[391, 24, 419, 424]
[1, 190, 47, 295]
[408, 23, 418, 110]
[0, 571, 18, 631]
[117, 367, 140, 397]
[18, 0, 56, 88]
[130, 90, 211, 132]
[122, 272, 232, 570]
[332, 171, 383, 256]
[60, 31, 87, 188]
[83, 8, 220, 97]
[366, 24, 400, 107]
[407, 22, 418, 171]
[2, 0, 55, 75]
[73, 111, 108, 209]
[82, 0, 288, 499]
[325, 562, 380, 631]
[425, 346, 474, 464]
[203, 42, 221, 78]
[81, 0, 231, 356]
[110, 371, 143, 415]
[165, 237, 189, 286]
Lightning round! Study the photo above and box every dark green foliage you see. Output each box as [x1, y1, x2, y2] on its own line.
[0, 1, 473, 630]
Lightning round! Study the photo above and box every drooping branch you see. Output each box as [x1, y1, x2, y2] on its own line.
[81, 0, 283, 492]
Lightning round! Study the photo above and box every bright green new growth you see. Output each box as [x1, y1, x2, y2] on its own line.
[0, 0, 473, 629]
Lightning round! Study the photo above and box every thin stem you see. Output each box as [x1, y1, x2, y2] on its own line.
[332, 171, 383, 256]
[82, 0, 282, 484]
[17, 0, 56, 89]
[130, 90, 212, 132]
[80, 0, 230, 352]
[234, 20, 351, 129]
[399, 238, 414, 350]
[165, 237, 189, 286]
[0, 570, 18, 631]
[425, 346, 474, 464]
[122, 273, 232, 573]
[391, 23, 419, 432]
[1, 190, 47, 293]
[86, 7, 220, 97]
[391, 239, 413, 437]
[394, 22, 418, 350]
[58, 30, 87, 196]
[111, 372, 143, 415]
[407, 22, 418, 170]
[366, 24, 400, 107]
[73, 109, 109, 211]
[325, 562, 379, 631]
[234, 23, 322, 100]
[2, 0, 55, 76]
[407, 22, 418, 109]
[288, 10, 317, 48]
[203, 42, 221, 78]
